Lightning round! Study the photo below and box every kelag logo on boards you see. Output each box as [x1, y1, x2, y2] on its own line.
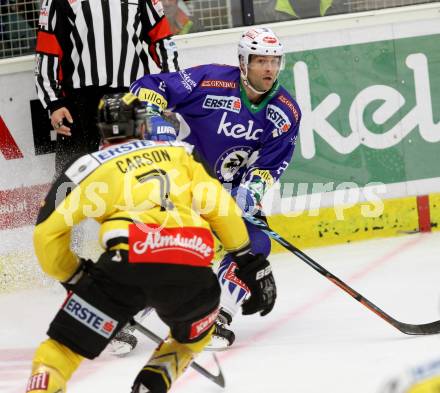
[291, 52, 440, 159]
[282, 33, 440, 187]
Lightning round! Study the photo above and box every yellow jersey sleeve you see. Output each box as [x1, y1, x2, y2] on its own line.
[34, 155, 118, 282]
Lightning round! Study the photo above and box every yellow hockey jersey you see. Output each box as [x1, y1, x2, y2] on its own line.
[34, 140, 250, 282]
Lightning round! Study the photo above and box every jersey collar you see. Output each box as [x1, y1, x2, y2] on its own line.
[239, 80, 280, 113]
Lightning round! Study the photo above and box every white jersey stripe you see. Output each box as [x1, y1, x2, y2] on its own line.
[91, 0, 106, 85]
[35, 0, 178, 109]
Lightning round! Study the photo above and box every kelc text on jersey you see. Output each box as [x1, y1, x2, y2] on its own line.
[217, 112, 263, 141]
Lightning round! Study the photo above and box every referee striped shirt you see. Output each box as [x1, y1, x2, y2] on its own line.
[35, 0, 179, 112]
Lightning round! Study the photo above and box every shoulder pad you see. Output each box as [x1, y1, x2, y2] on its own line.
[166, 140, 195, 155]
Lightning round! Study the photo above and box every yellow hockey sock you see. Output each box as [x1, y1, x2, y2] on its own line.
[134, 327, 214, 392]
[26, 339, 84, 392]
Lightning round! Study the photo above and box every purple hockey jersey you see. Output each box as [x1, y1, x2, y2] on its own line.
[130, 64, 301, 196]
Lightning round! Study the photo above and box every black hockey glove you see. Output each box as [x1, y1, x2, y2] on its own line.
[61, 258, 94, 291]
[235, 253, 276, 316]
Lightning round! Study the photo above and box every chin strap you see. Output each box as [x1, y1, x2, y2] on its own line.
[240, 66, 281, 96]
[240, 71, 270, 95]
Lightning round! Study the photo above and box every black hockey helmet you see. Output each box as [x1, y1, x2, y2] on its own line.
[97, 92, 149, 141]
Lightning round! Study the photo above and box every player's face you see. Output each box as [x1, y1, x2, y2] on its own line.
[247, 55, 281, 92]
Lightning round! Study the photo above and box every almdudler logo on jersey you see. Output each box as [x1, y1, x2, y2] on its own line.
[203, 95, 241, 113]
[129, 224, 214, 267]
[267, 104, 291, 138]
[63, 293, 118, 338]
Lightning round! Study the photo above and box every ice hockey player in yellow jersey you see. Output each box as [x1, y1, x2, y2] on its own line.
[25, 93, 276, 392]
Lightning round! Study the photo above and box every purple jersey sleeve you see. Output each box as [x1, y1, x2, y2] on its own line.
[130, 65, 211, 109]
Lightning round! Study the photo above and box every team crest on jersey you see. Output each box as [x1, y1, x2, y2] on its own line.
[202, 95, 241, 114]
[267, 104, 291, 138]
[215, 146, 253, 182]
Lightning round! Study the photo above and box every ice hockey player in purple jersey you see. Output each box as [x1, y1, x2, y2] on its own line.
[127, 26, 301, 350]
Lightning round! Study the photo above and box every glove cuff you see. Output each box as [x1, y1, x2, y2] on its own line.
[230, 246, 257, 269]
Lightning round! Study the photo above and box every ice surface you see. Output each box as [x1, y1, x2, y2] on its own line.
[1, 232, 440, 393]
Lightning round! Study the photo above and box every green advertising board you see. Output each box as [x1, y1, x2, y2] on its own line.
[279, 33, 440, 191]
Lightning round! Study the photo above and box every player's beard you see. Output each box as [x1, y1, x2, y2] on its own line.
[248, 74, 275, 93]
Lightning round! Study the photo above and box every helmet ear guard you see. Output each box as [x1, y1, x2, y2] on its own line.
[97, 93, 149, 141]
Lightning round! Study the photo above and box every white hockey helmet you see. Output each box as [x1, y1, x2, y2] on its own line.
[238, 27, 285, 94]
[238, 27, 285, 71]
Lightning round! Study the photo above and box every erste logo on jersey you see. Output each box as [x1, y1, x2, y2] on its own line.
[215, 146, 253, 182]
[203, 95, 241, 114]
[266, 104, 291, 138]
[62, 293, 118, 338]
[217, 112, 263, 141]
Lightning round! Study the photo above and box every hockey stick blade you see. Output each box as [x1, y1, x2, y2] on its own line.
[131, 320, 226, 387]
[244, 214, 440, 336]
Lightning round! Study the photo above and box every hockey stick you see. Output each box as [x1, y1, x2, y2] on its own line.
[131, 320, 226, 388]
[244, 214, 440, 335]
